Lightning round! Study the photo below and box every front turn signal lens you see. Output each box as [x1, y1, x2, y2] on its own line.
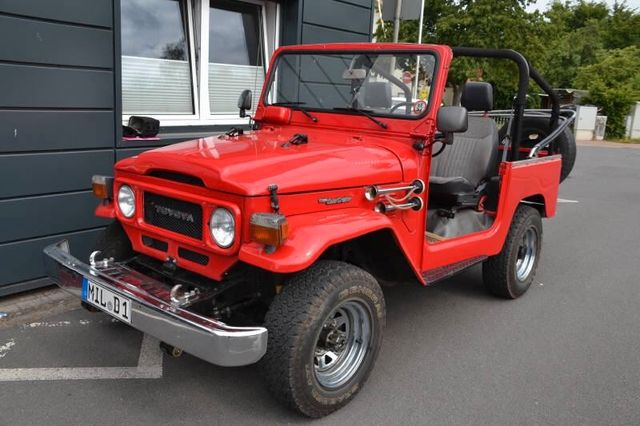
[250, 213, 289, 247]
[92, 175, 114, 200]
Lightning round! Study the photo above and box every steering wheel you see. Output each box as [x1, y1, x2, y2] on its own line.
[390, 101, 414, 114]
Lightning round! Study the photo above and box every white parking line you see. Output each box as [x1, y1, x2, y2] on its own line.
[558, 198, 579, 203]
[0, 334, 163, 382]
[22, 319, 97, 328]
[0, 339, 15, 359]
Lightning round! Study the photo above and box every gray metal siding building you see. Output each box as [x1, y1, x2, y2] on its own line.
[0, 0, 374, 296]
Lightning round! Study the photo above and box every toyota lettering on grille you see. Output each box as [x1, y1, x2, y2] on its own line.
[153, 205, 195, 223]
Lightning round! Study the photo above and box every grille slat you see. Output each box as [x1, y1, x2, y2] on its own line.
[143, 192, 203, 239]
[178, 248, 209, 265]
[142, 235, 169, 251]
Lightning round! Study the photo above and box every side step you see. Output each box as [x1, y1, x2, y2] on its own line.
[422, 256, 487, 285]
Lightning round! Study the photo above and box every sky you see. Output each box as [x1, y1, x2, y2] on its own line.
[527, 0, 640, 11]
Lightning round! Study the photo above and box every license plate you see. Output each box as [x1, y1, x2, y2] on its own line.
[82, 278, 132, 324]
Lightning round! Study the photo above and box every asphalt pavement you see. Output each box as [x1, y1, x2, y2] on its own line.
[1, 145, 639, 425]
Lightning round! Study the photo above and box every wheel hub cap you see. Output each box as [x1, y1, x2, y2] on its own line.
[313, 299, 372, 389]
[515, 228, 537, 281]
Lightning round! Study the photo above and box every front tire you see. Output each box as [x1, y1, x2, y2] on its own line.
[94, 221, 133, 260]
[483, 205, 542, 299]
[260, 261, 385, 418]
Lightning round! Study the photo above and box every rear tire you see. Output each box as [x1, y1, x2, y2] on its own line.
[260, 261, 385, 418]
[520, 116, 576, 183]
[483, 205, 542, 299]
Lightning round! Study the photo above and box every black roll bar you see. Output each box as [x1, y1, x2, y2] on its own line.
[451, 47, 561, 161]
[528, 66, 560, 130]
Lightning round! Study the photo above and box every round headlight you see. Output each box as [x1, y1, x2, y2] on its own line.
[209, 208, 235, 248]
[117, 185, 136, 218]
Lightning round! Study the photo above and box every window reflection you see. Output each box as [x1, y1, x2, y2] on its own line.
[122, 0, 188, 60]
[121, 0, 194, 115]
[209, 0, 264, 115]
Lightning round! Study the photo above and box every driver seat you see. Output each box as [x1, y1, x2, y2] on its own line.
[429, 82, 499, 211]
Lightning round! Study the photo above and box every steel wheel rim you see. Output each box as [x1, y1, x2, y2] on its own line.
[515, 228, 537, 281]
[313, 298, 372, 389]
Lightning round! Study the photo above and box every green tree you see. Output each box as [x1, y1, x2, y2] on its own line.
[574, 46, 640, 138]
[601, 2, 640, 49]
[539, 0, 640, 88]
[540, 23, 603, 88]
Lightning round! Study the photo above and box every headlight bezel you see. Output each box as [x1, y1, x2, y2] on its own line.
[117, 184, 136, 218]
[209, 207, 236, 248]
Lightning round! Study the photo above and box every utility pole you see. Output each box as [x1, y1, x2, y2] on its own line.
[392, 0, 403, 43]
[413, 0, 425, 98]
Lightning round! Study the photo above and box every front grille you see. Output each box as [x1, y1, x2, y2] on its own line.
[143, 192, 203, 239]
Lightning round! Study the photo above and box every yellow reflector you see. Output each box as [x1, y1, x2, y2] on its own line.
[91, 175, 114, 199]
[250, 213, 289, 247]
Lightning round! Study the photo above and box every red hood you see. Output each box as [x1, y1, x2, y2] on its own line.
[116, 128, 404, 196]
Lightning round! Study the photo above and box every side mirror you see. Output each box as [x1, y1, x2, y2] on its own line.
[237, 89, 252, 118]
[436, 106, 468, 144]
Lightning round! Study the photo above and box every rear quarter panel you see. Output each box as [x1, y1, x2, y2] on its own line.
[422, 155, 561, 271]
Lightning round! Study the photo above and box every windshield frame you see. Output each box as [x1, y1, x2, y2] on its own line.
[261, 48, 442, 121]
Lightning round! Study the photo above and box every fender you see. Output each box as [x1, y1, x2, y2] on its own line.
[95, 202, 116, 219]
[504, 155, 561, 218]
[239, 208, 423, 280]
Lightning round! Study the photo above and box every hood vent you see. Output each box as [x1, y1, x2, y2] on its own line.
[148, 170, 205, 187]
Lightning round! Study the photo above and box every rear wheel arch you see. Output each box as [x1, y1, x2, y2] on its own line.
[521, 194, 548, 217]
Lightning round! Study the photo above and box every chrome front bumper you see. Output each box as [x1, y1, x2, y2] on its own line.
[43, 240, 267, 367]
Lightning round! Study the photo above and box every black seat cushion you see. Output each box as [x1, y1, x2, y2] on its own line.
[429, 176, 475, 194]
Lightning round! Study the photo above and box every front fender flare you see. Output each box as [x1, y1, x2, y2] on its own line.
[238, 208, 410, 275]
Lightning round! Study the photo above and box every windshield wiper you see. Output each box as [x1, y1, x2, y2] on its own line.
[271, 102, 318, 123]
[332, 107, 388, 129]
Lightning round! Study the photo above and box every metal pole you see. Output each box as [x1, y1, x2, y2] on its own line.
[417, 0, 425, 44]
[393, 0, 403, 43]
[413, 0, 425, 99]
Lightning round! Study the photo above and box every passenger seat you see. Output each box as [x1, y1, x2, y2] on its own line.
[428, 82, 499, 211]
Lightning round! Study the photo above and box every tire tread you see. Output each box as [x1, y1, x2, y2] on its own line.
[260, 260, 384, 418]
[483, 205, 542, 298]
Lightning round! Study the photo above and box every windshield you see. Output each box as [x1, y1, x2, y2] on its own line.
[264, 51, 437, 119]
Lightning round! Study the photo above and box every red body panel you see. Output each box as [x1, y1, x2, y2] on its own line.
[116, 127, 405, 195]
[104, 43, 561, 285]
[422, 156, 561, 271]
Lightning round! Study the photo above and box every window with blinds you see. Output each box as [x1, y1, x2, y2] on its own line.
[208, 1, 264, 115]
[120, 0, 268, 123]
[121, 0, 194, 115]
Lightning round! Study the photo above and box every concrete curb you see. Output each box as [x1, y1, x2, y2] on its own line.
[0, 286, 79, 330]
[577, 140, 640, 149]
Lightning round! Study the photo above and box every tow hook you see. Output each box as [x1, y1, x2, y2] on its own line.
[159, 341, 184, 358]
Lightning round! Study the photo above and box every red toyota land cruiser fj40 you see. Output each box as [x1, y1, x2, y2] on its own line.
[44, 43, 576, 417]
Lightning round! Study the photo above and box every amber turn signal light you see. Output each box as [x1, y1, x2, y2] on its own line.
[92, 175, 114, 200]
[250, 213, 289, 247]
